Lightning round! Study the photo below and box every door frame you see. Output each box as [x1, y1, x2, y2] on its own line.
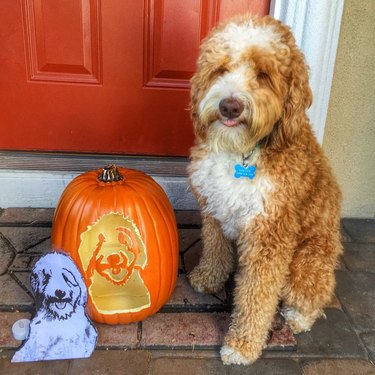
[0, 0, 345, 208]
[271, 0, 345, 143]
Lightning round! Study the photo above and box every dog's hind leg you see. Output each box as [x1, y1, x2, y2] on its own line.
[189, 213, 235, 294]
[281, 234, 342, 333]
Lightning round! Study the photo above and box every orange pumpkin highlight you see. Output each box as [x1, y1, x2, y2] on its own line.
[51, 165, 179, 324]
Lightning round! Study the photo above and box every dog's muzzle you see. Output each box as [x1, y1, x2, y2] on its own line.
[48, 289, 73, 311]
[219, 97, 244, 125]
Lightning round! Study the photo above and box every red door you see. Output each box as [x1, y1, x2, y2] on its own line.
[0, 0, 269, 156]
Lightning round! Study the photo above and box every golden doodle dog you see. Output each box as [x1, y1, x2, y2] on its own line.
[188, 15, 342, 365]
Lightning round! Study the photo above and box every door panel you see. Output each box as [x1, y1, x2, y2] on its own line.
[22, 0, 102, 83]
[219, 0, 270, 20]
[144, 0, 217, 89]
[0, 0, 269, 156]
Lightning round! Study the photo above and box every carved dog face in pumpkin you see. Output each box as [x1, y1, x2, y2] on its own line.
[78, 213, 150, 313]
[87, 227, 142, 286]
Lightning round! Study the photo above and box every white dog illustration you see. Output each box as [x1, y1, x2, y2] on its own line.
[12, 252, 97, 362]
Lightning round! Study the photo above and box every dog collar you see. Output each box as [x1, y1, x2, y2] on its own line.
[234, 145, 258, 180]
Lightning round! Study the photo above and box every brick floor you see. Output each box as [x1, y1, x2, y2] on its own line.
[141, 312, 230, 349]
[342, 218, 375, 243]
[0, 209, 374, 374]
[68, 351, 151, 375]
[0, 353, 71, 375]
[336, 271, 375, 332]
[294, 309, 366, 358]
[342, 242, 375, 272]
[301, 359, 375, 375]
[361, 332, 375, 363]
[96, 322, 139, 349]
[0, 312, 32, 349]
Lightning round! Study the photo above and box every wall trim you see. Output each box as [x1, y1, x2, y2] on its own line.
[0, 152, 196, 209]
[270, 0, 345, 143]
[0, 170, 197, 210]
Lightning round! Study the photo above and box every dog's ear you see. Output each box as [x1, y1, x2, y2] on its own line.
[71, 267, 88, 306]
[190, 44, 230, 143]
[190, 72, 208, 142]
[30, 269, 47, 309]
[78, 277, 88, 306]
[268, 42, 312, 148]
[30, 271, 39, 294]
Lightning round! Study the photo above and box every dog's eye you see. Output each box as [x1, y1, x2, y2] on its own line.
[63, 272, 79, 288]
[257, 71, 270, 81]
[42, 270, 51, 286]
[216, 66, 228, 74]
[210, 66, 228, 78]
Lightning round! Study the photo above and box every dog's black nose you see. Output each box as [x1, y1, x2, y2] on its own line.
[55, 289, 66, 299]
[219, 97, 244, 119]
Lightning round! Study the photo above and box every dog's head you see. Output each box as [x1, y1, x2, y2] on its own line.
[191, 15, 312, 152]
[78, 213, 147, 287]
[30, 252, 87, 320]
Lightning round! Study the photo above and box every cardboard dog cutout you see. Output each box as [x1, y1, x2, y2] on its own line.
[12, 252, 97, 362]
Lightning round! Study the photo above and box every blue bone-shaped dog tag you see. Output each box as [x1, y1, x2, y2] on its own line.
[234, 164, 256, 180]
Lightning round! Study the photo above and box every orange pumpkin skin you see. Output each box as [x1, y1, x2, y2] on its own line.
[51, 166, 179, 324]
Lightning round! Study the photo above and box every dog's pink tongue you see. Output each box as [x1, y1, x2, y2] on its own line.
[223, 119, 239, 127]
[55, 302, 67, 310]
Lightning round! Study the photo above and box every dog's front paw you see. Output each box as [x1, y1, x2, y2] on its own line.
[220, 345, 254, 365]
[189, 265, 225, 294]
[220, 336, 262, 365]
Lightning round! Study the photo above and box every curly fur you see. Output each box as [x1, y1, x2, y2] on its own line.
[188, 15, 342, 365]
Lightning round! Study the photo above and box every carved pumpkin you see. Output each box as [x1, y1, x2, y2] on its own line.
[51, 165, 179, 324]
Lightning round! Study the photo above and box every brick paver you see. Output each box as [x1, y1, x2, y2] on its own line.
[342, 218, 375, 243]
[68, 350, 151, 375]
[164, 275, 226, 311]
[0, 312, 31, 349]
[0, 227, 51, 253]
[301, 359, 375, 375]
[226, 359, 303, 374]
[336, 271, 375, 331]
[141, 312, 230, 349]
[295, 309, 366, 358]
[0, 208, 54, 225]
[0, 352, 70, 375]
[0, 233, 14, 275]
[0, 274, 33, 308]
[340, 224, 352, 242]
[150, 357, 304, 375]
[96, 322, 139, 349]
[343, 242, 375, 272]
[150, 357, 226, 375]
[361, 332, 375, 363]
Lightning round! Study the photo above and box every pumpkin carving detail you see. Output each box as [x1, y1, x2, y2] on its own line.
[51, 165, 179, 324]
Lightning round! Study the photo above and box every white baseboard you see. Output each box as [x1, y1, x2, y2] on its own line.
[0, 171, 198, 210]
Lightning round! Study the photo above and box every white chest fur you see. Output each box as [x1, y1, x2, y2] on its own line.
[190, 151, 272, 240]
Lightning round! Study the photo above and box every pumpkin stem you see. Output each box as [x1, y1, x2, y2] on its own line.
[98, 165, 124, 183]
